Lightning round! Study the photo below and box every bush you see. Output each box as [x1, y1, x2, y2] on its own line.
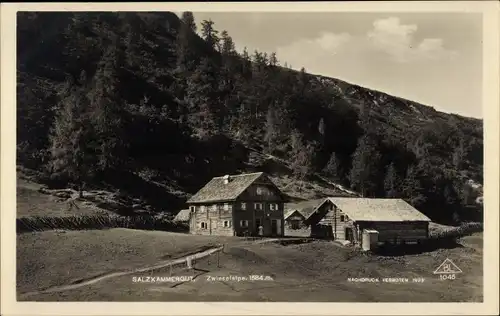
[16, 214, 189, 233]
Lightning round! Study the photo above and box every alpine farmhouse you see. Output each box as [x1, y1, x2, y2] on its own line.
[305, 197, 431, 249]
[186, 172, 286, 237]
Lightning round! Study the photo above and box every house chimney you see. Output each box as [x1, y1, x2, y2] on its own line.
[223, 175, 231, 184]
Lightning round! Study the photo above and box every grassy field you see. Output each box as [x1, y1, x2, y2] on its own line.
[17, 177, 111, 218]
[17, 229, 247, 294]
[17, 228, 483, 302]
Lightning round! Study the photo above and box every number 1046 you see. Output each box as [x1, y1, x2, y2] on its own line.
[439, 274, 456, 280]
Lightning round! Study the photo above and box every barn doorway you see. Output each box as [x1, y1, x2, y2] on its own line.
[271, 219, 278, 236]
[345, 227, 354, 242]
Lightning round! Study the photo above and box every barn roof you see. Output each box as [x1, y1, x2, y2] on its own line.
[315, 198, 431, 222]
[187, 172, 278, 204]
[285, 198, 328, 219]
[174, 209, 191, 221]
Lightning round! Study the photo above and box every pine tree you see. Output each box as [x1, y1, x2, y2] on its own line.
[269, 52, 279, 68]
[88, 42, 127, 170]
[401, 165, 426, 207]
[323, 152, 340, 181]
[49, 83, 97, 197]
[384, 162, 401, 198]
[185, 57, 221, 137]
[452, 136, 466, 170]
[290, 131, 317, 184]
[220, 30, 236, 56]
[200, 19, 220, 50]
[348, 134, 382, 197]
[176, 11, 197, 70]
[264, 106, 279, 153]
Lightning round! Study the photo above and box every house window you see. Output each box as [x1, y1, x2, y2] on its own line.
[190, 206, 195, 213]
[217, 204, 223, 211]
[224, 203, 229, 211]
[240, 220, 249, 228]
[200, 205, 206, 212]
[201, 222, 207, 229]
[340, 215, 345, 222]
[254, 203, 263, 210]
[223, 220, 231, 227]
[212, 205, 217, 211]
[270, 203, 278, 211]
[291, 220, 300, 229]
[256, 187, 263, 195]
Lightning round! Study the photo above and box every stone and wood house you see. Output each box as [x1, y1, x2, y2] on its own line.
[186, 172, 286, 237]
[305, 197, 431, 247]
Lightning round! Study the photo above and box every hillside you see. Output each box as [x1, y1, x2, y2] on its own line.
[16, 12, 483, 224]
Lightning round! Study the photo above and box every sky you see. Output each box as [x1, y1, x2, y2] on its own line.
[188, 12, 483, 119]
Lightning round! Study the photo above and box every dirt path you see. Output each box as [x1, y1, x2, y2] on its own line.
[18, 245, 224, 299]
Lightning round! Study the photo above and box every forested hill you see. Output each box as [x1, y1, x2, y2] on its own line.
[17, 12, 483, 224]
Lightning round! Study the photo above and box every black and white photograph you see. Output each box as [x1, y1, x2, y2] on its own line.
[1, 1, 499, 314]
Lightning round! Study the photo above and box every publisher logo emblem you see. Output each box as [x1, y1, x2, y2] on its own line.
[434, 258, 462, 280]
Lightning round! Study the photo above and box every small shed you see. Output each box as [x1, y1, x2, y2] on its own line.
[173, 209, 191, 222]
[284, 198, 327, 235]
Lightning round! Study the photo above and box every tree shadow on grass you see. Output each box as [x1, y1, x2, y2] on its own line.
[374, 238, 464, 257]
[100, 169, 184, 214]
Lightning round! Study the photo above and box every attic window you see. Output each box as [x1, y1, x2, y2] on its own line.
[256, 187, 263, 195]
[340, 215, 345, 222]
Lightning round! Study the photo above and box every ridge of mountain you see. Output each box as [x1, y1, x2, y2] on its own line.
[16, 11, 483, 223]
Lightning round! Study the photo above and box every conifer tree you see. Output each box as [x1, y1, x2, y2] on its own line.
[176, 11, 197, 70]
[185, 56, 221, 137]
[200, 19, 220, 51]
[384, 162, 401, 198]
[88, 41, 127, 170]
[264, 106, 279, 153]
[323, 152, 341, 181]
[401, 164, 426, 207]
[349, 134, 381, 197]
[49, 80, 97, 197]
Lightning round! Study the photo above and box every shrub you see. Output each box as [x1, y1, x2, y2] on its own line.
[16, 214, 189, 233]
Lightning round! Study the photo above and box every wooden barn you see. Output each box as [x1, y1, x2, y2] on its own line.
[186, 172, 286, 237]
[305, 197, 431, 247]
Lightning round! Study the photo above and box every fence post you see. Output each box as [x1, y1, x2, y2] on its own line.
[217, 250, 220, 268]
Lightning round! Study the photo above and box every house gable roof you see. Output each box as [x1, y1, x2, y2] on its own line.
[284, 209, 304, 220]
[187, 172, 279, 204]
[285, 198, 328, 220]
[174, 209, 191, 221]
[309, 197, 431, 222]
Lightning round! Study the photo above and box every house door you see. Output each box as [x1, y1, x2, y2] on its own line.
[345, 227, 354, 242]
[271, 219, 278, 236]
[255, 218, 262, 235]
